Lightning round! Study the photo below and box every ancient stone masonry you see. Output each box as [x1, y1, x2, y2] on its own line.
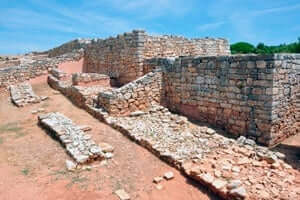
[72, 73, 110, 87]
[97, 69, 163, 116]
[9, 82, 41, 107]
[46, 39, 91, 57]
[38, 112, 105, 164]
[0, 50, 83, 92]
[163, 54, 300, 146]
[83, 30, 230, 86]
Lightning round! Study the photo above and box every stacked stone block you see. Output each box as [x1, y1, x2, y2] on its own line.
[163, 54, 300, 146]
[97, 70, 163, 116]
[38, 112, 104, 163]
[72, 73, 110, 87]
[0, 51, 83, 92]
[83, 30, 230, 86]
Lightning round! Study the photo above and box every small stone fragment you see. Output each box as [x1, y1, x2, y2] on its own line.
[66, 160, 77, 171]
[206, 128, 215, 135]
[79, 125, 92, 132]
[130, 111, 145, 117]
[200, 173, 214, 185]
[156, 184, 164, 190]
[153, 176, 163, 184]
[115, 189, 130, 200]
[99, 142, 114, 153]
[164, 171, 174, 180]
[212, 179, 227, 190]
[105, 152, 114, 159]
[229, 186, 247, 199]
[227, 180, 242, 189]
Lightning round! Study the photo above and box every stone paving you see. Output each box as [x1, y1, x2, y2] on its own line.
[9, 82, 41, 107]
[38, 112, 105, 164]
[105, 105, 299, 200]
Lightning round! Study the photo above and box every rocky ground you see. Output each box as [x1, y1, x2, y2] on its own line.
[0, 81, 219, 200]
[107, 107, 300, 200]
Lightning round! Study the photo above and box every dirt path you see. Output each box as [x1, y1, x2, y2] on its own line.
[0, 81, 219, 200]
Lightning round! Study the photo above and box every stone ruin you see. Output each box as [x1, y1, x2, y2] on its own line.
[9, 82, 42, 107]
[3, 30, 300, 200]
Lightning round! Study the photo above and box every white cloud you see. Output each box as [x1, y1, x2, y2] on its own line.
[197, 21, 225, 32]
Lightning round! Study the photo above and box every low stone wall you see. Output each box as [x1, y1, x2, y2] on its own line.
[0, 51, 83, 92]
[163, 54, 300, 146]
[72, 73, 110, 87]
[97, 70, 163, 116]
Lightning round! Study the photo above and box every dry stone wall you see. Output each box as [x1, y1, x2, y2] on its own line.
[47, 39, 91, 57]
[72, 73, 110, 87]
[83, 31, 145, 86]
[163, 54, 300, 146]
[0, 51, 83, 92]
[97, 70, 163, 116]
[83, 30, 230, 86]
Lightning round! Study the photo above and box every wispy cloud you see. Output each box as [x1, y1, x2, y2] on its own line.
[91, 0, 191, 19]
[197, 21, 225, 32]
[252, 3, 300, 16]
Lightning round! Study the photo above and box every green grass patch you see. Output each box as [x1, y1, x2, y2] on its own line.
[0, 137, 3, 145]
[21, 168, 30, 176]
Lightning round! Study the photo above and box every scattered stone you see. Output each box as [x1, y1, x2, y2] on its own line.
[227, 180, 242, 190]
[237, 136, 246, 145]
[164, 171, 174, 180]
[229, 186, 247, 199]
[275, 152, 286, 160]
[200, 173, 214, 185]
[153, 176, 163, 184]
[244, 139, 256, 146]
[78, 125, 92, 132]
[38, 108, 45, 112]
[66, 160, 77, 171]
[130, 111, 145, 117]
[206, 128, 215, 135]
[232, 166, 240, 173]
[41, 96, 49, 101]
[212, 179, 227, 190]
[264, 153, 278, 164]
[31, 110, 38, 114]
[155, 184, 164, 190]
[99, 142, 114, 153]
[104, 152, 114, 159]
[115, 189, 130, 200]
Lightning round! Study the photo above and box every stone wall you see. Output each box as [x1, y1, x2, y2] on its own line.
[0, 51, 83, 92]
[47, 39, 91, 57]
[83, 31, 144, 86]
[97, 69, 163, 116]
[83, 30, 230, 86]
[72, 73, 110, 87]
[163, 54, 300, 146]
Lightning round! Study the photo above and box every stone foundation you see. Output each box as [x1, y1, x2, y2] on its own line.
[38, 112, 104, 163]
[9, 82, 41, 107]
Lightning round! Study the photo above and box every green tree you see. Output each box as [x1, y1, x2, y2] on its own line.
[230, 42, 256, 54]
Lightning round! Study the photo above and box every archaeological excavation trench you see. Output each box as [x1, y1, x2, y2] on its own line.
[1, 30, 299, 200]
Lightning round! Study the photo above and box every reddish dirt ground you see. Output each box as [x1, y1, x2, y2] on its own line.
[0, 80, 219, 199]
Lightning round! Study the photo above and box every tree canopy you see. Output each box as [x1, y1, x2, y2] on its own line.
[230, 38, 300, 54]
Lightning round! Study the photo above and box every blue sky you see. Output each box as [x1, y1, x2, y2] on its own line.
[1, 0, 300, 54]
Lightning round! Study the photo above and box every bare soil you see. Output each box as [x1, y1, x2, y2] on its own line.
[0, 80, 219, 199]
